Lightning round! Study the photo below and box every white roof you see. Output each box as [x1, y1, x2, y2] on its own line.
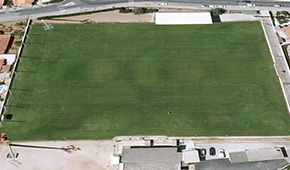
[246, 148, 285, 162]
[0, 54, 16, 65]
[182, 150, 200, 163]
[229, 148, 285, 163]
[110, 155, 120, 165]
[155, 12, 213, 25]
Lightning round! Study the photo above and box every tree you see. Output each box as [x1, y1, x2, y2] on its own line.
[6, 0, 13, 7]
[210, 8, 226, 16]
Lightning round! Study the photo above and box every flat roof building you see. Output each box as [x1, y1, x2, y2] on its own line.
[122, 147, 182, 170]
[155, 12, 213, 25]
[229, 148, 286, 163]
[182, 150, 200, 164]
[195, 158, 289, 170]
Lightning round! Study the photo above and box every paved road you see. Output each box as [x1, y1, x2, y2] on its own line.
[1, 0, 290, 22]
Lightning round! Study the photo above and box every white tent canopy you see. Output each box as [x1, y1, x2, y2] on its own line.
[155, 12, 213, 25]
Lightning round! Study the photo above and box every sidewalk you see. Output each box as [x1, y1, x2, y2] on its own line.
[260, 16, 290, 115]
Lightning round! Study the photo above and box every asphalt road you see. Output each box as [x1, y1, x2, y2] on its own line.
[1, 0, 290, 22]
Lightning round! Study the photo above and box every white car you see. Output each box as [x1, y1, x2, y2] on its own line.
[274, 4, 284, 7]
[159, 2, 168, 5]
[246, 3, 255, 7]
[219, 148, 226, 158]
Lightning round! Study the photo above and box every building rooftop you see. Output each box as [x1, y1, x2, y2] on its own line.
[229, 148, 285, 163]
[0, 0, 5, 7]
[13, 0, 34, 6]
[0, 34, 12, 54]
[195, 158, 289, 170]
[122, 147, 181, 170]
[0, 65, 11, 72]
[182, 150, 200, 164]
[155, 12, 213, 25]
[0, 54, 16, 65]
[246, 148, 285, 162]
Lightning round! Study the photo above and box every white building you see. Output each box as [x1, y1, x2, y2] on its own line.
[155, 12, 213, 25]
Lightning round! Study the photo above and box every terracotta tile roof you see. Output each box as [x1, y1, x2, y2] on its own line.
[0, 0, 5, 7]
[0, 65, 11, 72]
[0, 34, 12, 54]
[0, 59, 5, 67]
[13, 0, 35, 6]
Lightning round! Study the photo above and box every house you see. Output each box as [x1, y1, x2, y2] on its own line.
[12, 0, 34, 6]
[0, 34, 12, 54]
[0, 59, 11, 73]
[0, 0, 5, 7]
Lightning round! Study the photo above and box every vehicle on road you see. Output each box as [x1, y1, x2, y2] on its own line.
[201, 4, 209, 8]
[274, 4, 284, 7]
[219, 148, 226, 158]
[210, 147, 216, 156]
[218, 5, 226, 8]
[159, 2, 168, 5]
[199, 148, 206, 161]
[246, 3, 255, 7]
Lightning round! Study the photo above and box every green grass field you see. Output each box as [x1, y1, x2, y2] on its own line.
[2, 22, 290, 140]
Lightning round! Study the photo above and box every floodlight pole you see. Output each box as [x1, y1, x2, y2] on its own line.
[3, 106, 7, 113]
[0, 114, 4, 121]
[41, 19, 50, 28]
[8, 144, 15, 159]
[8, 89, 12, 95]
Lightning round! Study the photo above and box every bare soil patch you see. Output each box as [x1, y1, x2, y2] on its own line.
[34, 10, 154, 24]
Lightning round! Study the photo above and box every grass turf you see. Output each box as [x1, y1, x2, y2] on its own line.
[2, 22, 290, 140]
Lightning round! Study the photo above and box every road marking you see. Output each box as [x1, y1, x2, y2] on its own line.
[64, 2, 76, 7]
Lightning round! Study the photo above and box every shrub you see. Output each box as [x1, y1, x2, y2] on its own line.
[133, 8, 146, 15]
[119, 7, 132, 13]
[276, 11, 290, 24]
[14, 41, 22, 46]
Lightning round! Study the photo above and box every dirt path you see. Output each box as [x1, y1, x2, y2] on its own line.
[34, 10, 154, 24]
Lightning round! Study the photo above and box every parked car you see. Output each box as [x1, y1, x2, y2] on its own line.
[199, 148, 206, 160]
[218, 5, 226, 8]
[159, 2, 168, 5]
[210, 147, 216, 156]
[274, 4, 284, 7]
[219, 148, 226, 158]
[246, 3, 255, 7]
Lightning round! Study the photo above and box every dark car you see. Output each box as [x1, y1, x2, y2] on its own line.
[199, 148, 206, 161]
[210, 147, 216, 156]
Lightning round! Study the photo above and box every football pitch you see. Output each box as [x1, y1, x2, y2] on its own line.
[2, 22, 290, 140]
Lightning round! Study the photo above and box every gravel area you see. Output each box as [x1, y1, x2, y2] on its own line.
[34, 10, 154, 24]
[0, 140, 118, 170]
